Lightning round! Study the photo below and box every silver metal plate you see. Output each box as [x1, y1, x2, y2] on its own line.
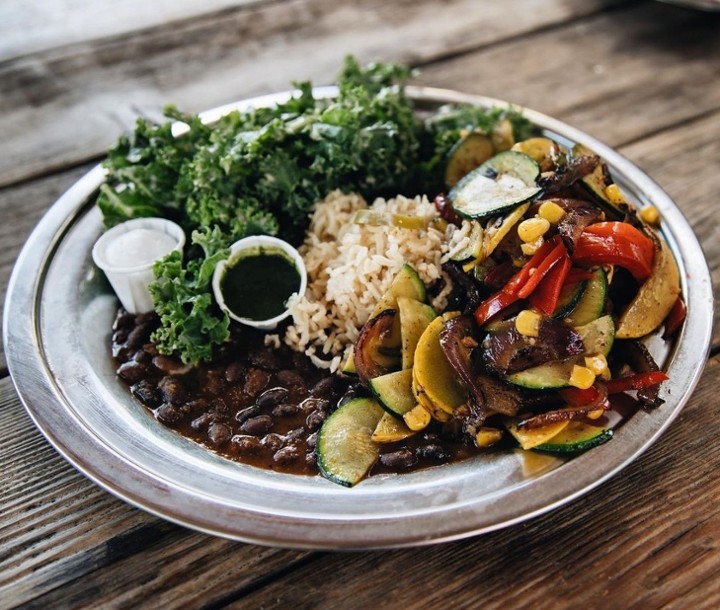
[4, 87, 714, 549]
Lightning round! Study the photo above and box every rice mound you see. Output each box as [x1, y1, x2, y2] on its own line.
[280, 190, 453, 371]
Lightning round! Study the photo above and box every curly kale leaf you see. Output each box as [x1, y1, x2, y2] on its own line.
[98, 106, 212, 229]
[148, 226, 230, 365]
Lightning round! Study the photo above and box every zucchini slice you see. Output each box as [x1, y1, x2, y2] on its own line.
[505, 419, 570, 450]
[535, 422, 613, 453]
[368, 369, 417, 419]
[444, 132, 495, 188]
[371, 264, 426, 318]
[316, 397, 384, 487]
[553, 279, 586, 319]
[563, 268, 607, 327]
[397, 297, 436, 370]
[371, 412, 416, 443]
[448, 151, 542, 220]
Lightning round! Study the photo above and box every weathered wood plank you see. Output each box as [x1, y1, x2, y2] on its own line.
[0, 377, 313, 609]
[207, 357, 720, 610]
[0, 0, 630, 188]
[419, 2, 720, 150]
[0, 0, 260, 60]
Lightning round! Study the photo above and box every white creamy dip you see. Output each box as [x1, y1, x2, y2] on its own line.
[104, 227, 178, 269]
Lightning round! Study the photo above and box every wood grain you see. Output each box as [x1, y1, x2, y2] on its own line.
[419, 2, 720, 150]
[2, 1, 720, 608]
[0, 0, 630, 188]
[0, 0, 259, 60]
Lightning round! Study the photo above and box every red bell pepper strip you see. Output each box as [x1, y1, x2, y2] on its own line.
[502, 238, 557, 295]
[573, 222, 655, 282]
[662, 296, 686, 339]
[474, 238, 561, 325]
[529, 251, 571, 315]
[517, 238, 567, 299]
[560, 385, 602, 406]
[474, 290, 519, 325]
[564, 268, 594, 283]
[605, 371, 668, 394]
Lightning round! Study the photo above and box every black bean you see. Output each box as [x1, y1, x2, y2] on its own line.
[248, 348, 281, 371]
[116, 360, 149, 384]
[112, 309, 134, 331]
[112, 328, 129, 345]
[231, 435, 261, 454]
[191, 413, 214, 431]
[235, 405, 260, 424]
[225, 362, 246, 384]
[285, 427, 305, 442]
[243, 368, 270, 398]
[261, 433, 286, 451]
[125, 323, 153, 350]
[309, 376, 338, 398]
[208, 422, 232, 447]
[133, 349, 152, 365]
[271, 403, 299, 418]
[184, 398, 209, 415]
[306, 432, 318, 450]
[257, 387, 289, 408]
[305, 410, 327, 431]
[299, 397, 330, 413]
[143, 343, 159, 358]
[273, 445, 301, 465]
[158, 376, 187, 405]
[130, 380, 161, 407]
[337, 384, 367, 407]
[156, 403, 182, 424]
[305, 452, 317, 468]
[204, 372, 225, 396]
[152, 354, 190, 375]
[415, 444, 449, 461]
[276, 369, 305, 389]
[241, 415, 274, 436]
[380, 449, 417, 470]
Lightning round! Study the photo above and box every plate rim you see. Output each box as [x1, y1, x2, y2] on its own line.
[3, 86, 714, 549]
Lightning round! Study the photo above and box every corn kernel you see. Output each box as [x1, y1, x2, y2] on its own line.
[584, 354, 608, 376]
[521, 237, 543, 256]
[403, 405, 431, 431]
[518, 217, 551, 243]
[538, 201, 566, 224]
[604, 184, 626, 204]
[515, 310, 542, 338]
[640, 205, 661, 226]
[587, 409, 605, 420]
[476, 427, 503, 447]
[569, 365, 596, 390]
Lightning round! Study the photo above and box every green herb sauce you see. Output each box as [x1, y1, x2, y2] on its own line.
[221, 248, 300, 321]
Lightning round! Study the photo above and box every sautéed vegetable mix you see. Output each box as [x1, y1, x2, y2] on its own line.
[100, 57, 683, 486]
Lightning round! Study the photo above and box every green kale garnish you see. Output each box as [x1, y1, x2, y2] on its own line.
[148, 226, 231, 365]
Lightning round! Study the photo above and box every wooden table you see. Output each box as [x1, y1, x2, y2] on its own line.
[2, 1, 719, 607]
